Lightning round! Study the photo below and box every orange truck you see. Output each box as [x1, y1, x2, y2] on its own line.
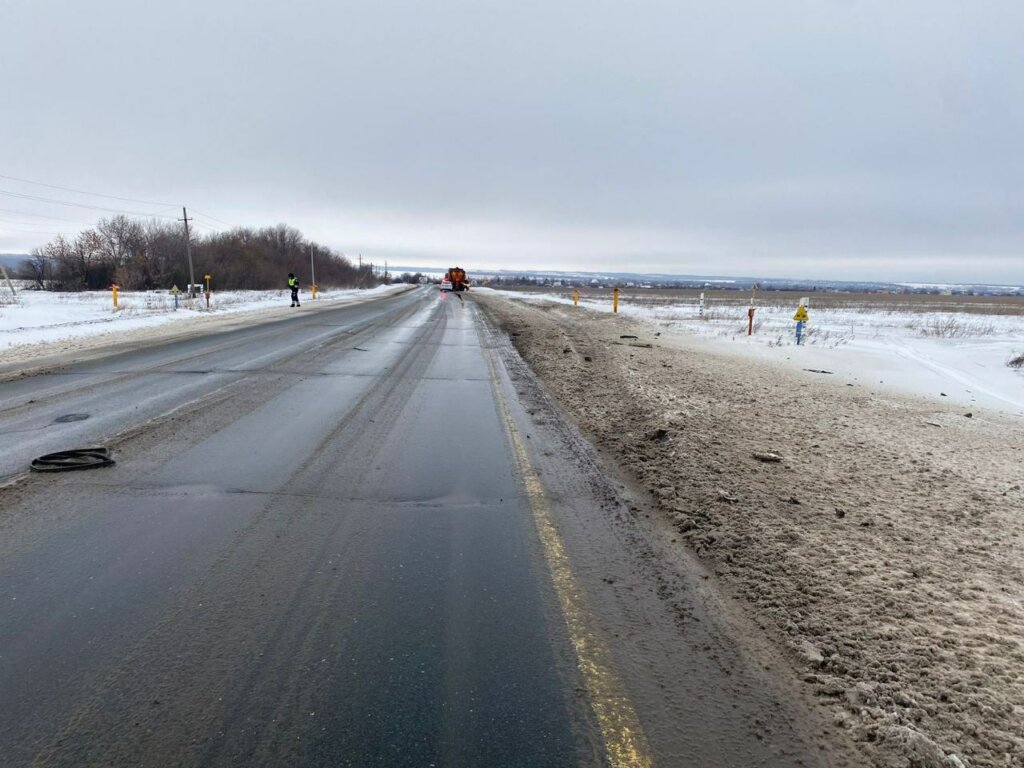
[444, 267, 469, 292]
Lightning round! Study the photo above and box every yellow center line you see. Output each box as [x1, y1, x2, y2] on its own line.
[482, 336, 655, 768]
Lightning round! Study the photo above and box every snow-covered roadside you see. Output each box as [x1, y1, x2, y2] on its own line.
[478, 293, 1024, 768]
[479, 288, 1024, 417]
[0, 285, 407, 354]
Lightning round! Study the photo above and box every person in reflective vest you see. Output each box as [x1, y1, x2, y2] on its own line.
[288, 273, 300, 307]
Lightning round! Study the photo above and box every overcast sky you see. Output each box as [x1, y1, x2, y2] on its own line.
[1, 0, 1021, 283]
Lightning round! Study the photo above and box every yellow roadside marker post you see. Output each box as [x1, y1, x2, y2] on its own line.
[111, 284, 119, 311]
[311, 283, 318, 301]
[793, 301, 810, 345]
[204, 274, 212, 309]
[573, 288, 579, 307]
[613, 287, 619, 313]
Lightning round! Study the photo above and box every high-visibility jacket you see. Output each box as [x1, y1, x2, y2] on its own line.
[288, 277, 298, 289]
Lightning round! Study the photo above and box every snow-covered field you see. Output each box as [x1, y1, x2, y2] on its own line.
[0, 285, 406, 354]
[481, 288, 1024, 417]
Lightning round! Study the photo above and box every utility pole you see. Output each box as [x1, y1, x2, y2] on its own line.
[179, 207, 196, 297]
[0, 262, 17, 300]
[309, 244, 316, 299]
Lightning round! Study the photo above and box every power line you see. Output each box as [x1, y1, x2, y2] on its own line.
[0, 216, 78, 229]
[190, 209, 232, 227]
[0, 207, 95, 225]
[0, 225, 74, 236]
[0, 172, 236, 233]
[0, 172, 175, 207]
[0, 188, 178, 219]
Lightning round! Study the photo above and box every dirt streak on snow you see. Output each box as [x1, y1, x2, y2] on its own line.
[477, 292, 1024, 768]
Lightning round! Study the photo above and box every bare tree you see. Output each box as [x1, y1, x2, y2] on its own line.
[31, 216, 378, 291]
[26, 248, 53, 289]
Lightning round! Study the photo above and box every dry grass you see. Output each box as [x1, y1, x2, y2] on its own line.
[908, 316, 1000, 338]
[1009, 352, 1024, 369]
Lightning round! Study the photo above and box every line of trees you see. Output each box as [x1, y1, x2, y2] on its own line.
[22, 215, 380, 292]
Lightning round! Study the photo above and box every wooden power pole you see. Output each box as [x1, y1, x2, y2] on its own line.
[179, 207, 196, 297]
[0, 262, 17, 300]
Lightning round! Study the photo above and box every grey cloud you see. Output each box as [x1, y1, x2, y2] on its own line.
[0, 0, 1021, 281]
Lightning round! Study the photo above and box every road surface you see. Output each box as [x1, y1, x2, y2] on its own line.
[0, 287, 831, 766]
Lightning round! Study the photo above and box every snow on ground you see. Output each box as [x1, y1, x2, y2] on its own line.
[480, 288, 1024, 417]
[0, 285, 406, 353]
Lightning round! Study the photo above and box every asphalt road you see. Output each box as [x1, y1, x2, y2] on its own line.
[0, 287, 830, 767]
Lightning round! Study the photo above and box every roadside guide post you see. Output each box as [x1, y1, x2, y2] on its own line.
[613, 287, 619, 313]
[204, 274, 212, 309]
[573, 288, 579, 307]
[111, 284, 119, 311]
[747, 283, 759, 336]
[793, 300, 810, 345]
[171, 284, 181, 311]
[699, 292, 705, 318]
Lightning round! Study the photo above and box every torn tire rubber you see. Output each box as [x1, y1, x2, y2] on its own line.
[30, 447, 115, 473]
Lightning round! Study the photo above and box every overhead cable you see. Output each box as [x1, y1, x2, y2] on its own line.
[0, 188, 179, 219]
[0, 207, 95, 225]
[0, 172, 174, 207]
[190, 209, 233, 227]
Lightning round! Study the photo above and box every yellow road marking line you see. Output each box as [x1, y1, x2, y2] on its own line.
[483, 343, 654, 768]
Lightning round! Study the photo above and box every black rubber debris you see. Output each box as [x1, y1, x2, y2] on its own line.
[31, 448, 115, 473]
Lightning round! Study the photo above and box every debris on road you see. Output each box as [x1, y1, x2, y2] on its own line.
[30, 447, 115, 472]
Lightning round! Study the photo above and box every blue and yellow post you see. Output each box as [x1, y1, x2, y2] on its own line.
[793, 303, 809, 345]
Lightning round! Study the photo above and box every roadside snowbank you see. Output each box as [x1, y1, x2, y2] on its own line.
[480, 288, 1024, 417]
[0, 285, 405, 353]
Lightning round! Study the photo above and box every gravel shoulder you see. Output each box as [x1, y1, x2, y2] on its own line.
[476, 293, 1024, 768]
